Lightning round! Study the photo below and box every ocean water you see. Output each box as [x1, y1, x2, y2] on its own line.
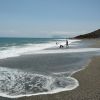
[0, 38, 100, 99]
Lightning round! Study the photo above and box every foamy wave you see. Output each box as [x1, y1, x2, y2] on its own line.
[0, 39, 80, 59]
[0, 66, 78, 98]
[27, 48, 100, 55]
[0, 42, 56, 59]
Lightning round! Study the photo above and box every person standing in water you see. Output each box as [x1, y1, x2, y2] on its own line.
[66, 38, 68, 48]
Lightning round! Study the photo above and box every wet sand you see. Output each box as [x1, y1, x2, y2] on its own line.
[0, 39, 100, 100]
[19, 39, 100, 100]
[15, 58, 100, 100]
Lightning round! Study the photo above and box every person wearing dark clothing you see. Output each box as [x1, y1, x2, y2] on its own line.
[59, 45, 64, 48]
[66, 39, 68, 47]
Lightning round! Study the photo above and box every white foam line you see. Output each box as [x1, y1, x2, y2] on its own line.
[0, 77, 79, 99]
[0, 66, 79, 99]
[26, 48, 100, 55]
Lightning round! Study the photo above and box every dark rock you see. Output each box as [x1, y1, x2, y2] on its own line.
[74, 29, 100, 39]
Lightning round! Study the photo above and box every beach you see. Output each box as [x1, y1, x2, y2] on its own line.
[15, 39, 100, 100]
[0, 0, 100, 99]
[0, 39, 100, 100]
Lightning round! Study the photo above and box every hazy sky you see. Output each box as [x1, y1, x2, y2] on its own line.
[0, 0, 100, 37]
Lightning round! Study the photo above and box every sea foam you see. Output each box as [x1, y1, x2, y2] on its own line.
[0, 39, 80, 59]
[0, 66, 78, 98]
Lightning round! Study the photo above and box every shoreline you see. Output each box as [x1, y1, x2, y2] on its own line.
[0, 39, 100, 100]
[1, 57, 100, 100]
[17, 39, 100, 100]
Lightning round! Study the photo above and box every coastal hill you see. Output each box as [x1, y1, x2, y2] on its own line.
[74, 29, 100, 39]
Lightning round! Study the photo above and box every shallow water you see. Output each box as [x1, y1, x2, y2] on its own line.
[0, 38, 100, 99]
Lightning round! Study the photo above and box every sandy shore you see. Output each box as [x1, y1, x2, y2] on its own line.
[15, 58, 100, 100]
[0, 39, 100, 100]
[11, 39, 99, 100]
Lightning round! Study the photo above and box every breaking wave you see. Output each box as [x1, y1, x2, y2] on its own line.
[0, 39, 80, 59]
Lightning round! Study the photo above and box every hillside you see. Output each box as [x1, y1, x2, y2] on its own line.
[74, 29, 100, 39]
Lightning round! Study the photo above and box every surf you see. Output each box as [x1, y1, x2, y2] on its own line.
[0, 39, 80, 59]
[0, 66, 78, 98]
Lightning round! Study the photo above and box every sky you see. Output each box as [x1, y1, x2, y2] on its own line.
[0, 0, 100, 38]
